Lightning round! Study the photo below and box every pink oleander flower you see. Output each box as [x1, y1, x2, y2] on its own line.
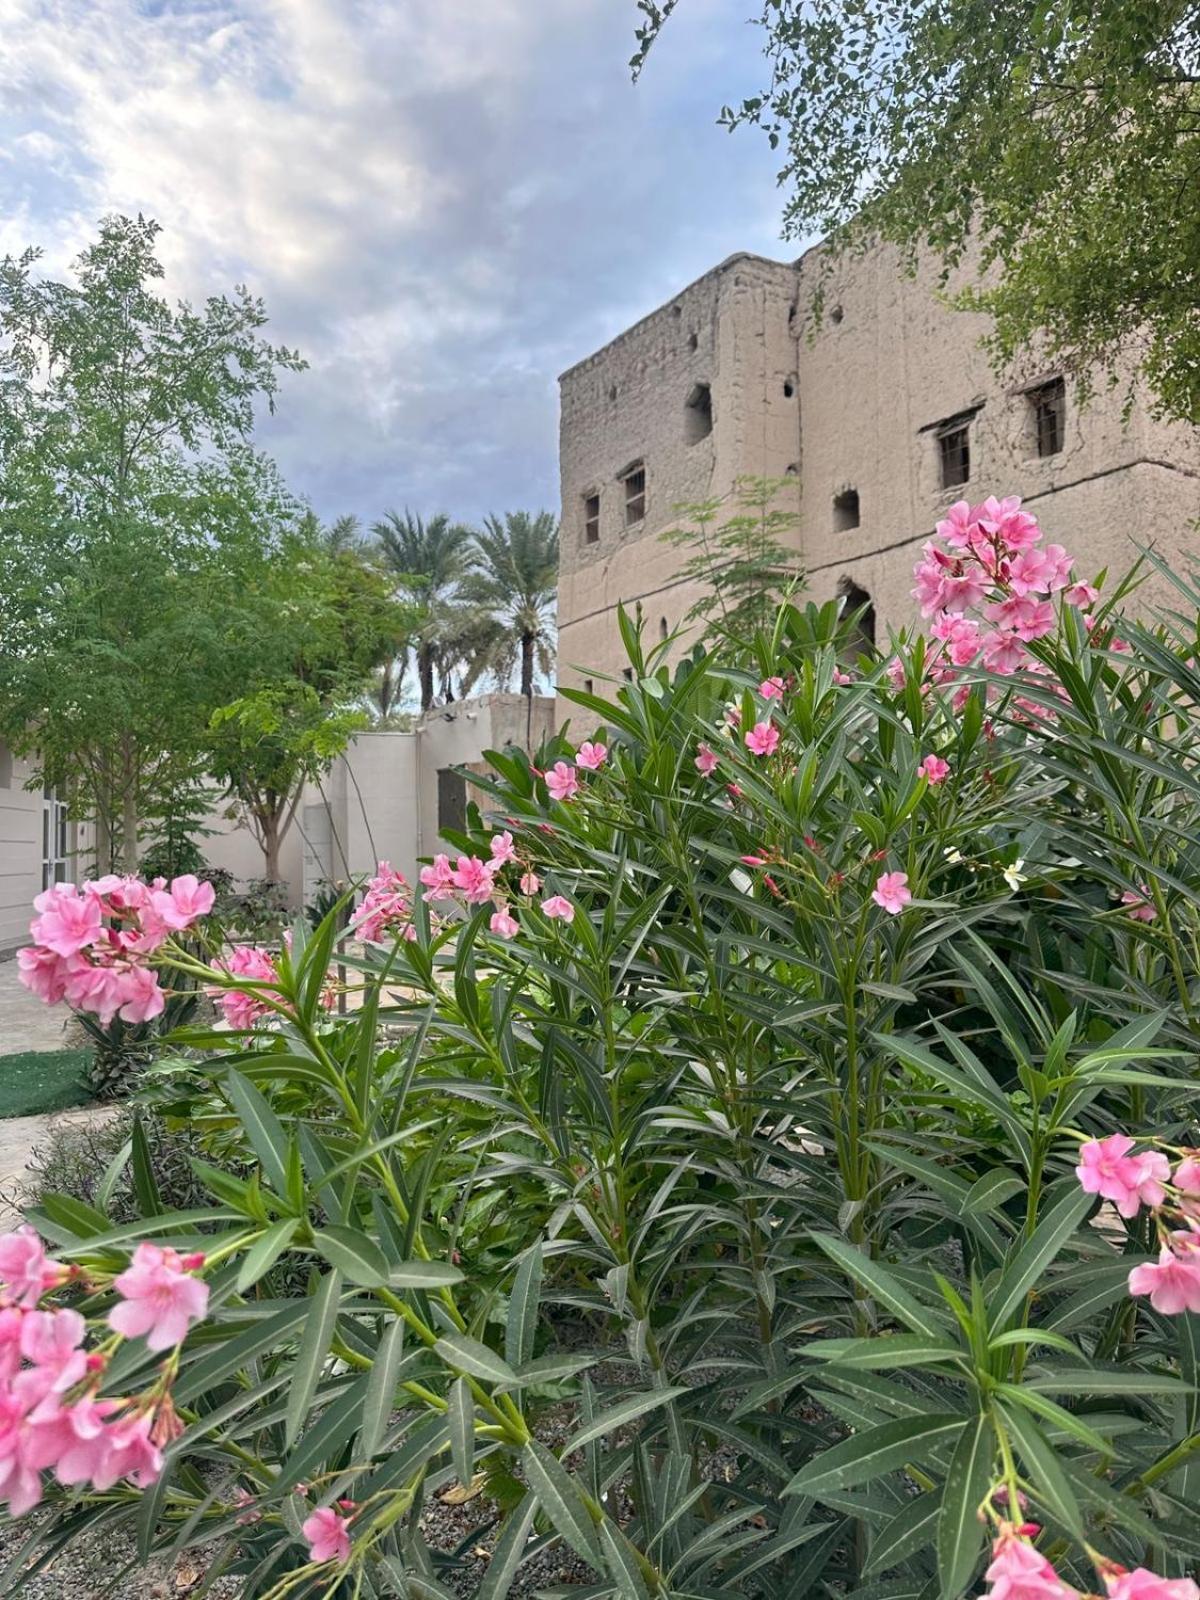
[152, 874, 215, 932]
[935, 500, 976, 549]
[29, 885, 103, 958]
[1174, 1154, 1200, 1196]
[833, 669, 853, 685]
[353, 862, 414, 944]
[1065, 580, 1100, 609]
[759, 676, 786, 700]
[108, 1243, 209, 1352]
[489, 908, 519, 938]
[919, 754, 950, 785]
[0, 1230, 62, 1311]
[1129, 1243, 1200, 1315]
[519, 871, 541, 895]
[541, 895, 575, 923]
[1104, 1567, 1200, 1600]
[1120, 886, 1156, 922]
[983, 1534, 1074, 1600]
[981, 628, 1028, 675]
[575, 741, 607, 770]
[451, 855, 496, 906]
[1076, 1134, 1170, 1218]
[695, 743, 718, 776]
[745, 722, 780, 757]
[872, 871, 912, 915]
[114, 964, 165, 1025]
[16, 1310, 88, 1406]
[545, 761, 581, 802]
[210, 945, 279, 1031]
[303, 1505, 352, 1565]
[418, 853, 455, 902]
[15, 946, 71, 1006]
[489, 831, 517, 867]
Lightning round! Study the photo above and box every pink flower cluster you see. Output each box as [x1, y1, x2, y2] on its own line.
[0, 1230, 208, 1516]
[544, 740, 607, 801]
[1076, 1136, 1200, 1313]
[903, 495, 1098, 698]
[415, 830, 573, 940]
[210, 943, 284, 1029]
[352, 861, 416, 945]
[18, 875, 214, 1025]
[984, 1532, 1197, 1600]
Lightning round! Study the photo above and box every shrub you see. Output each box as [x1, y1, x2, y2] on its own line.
[6, 497, 1200, 1599]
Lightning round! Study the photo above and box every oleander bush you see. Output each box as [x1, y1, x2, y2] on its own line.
[5, 498, 1200, 1599]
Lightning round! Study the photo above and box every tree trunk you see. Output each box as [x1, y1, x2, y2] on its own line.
[262, 815, 281, 884]
[418, 646, 434, 713]
[520, 632, 535, 700]
[121, 758, 139, 874]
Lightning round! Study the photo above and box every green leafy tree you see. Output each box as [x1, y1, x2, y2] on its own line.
[633, 1, 1200, 421]
[660, 475, 805, 642]
[373, 509, 477, 712]
[207, 529, 412, 882]
[0, 214, 305, 870]
[460, 510, 559, 699]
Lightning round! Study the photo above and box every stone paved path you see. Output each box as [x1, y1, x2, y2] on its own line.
[0, 955, 76, 1053]
[0, 955, 111, 1225]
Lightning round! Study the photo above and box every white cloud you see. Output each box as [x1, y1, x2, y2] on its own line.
[0, 0, 788, 521]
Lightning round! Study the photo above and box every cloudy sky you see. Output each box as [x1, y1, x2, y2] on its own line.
[0, 0, 796, 525]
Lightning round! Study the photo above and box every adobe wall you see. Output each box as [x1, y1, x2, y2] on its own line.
[557, 254, 802, 690]
[793, 242, 1200, 637]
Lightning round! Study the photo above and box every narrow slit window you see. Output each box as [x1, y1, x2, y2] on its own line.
[1029, 378, 1065, 458]
[583, 492, 600, 545]
[838, 578, 876, 652]
[833, 488, 860, 531]
[437, 768, 467, 837]
[938, 423, 971, 489]
[684, 383, 712, 444]
[622, 463, 646, 526]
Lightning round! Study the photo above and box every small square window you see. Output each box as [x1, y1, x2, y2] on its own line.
[582, 678, 594, 696]
[622, 463, 646, 526]
[938, 424, 971, 489]
[833, 488, 860, 531]
[583, 492, 600, 545]
[437, 768, 467, 836]
[1029, 378, 1065, 458]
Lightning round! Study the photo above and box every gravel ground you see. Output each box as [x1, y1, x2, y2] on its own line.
[0, 1325, 775, 1598]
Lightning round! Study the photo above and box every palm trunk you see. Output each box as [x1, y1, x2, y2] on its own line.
[520, 632, 535, 700]
[419, 646, 435, 713]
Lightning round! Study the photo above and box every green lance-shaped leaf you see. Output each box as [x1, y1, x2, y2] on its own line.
[937, 1414, 994, 1599]
[433, 1332, 518, 1387]
[313, 1225, 392, 1287]
[236, 1219, 299, 1294]
[563, 1386, 688, 1454]
[476, 1491, 539, 1600]
[506, 1241, 543, 1368]
[448, 1377, 474, 1486]
[285, 1269, 342, 1448]
[987, 1187, 1092, 1332]
[360, 1319, 405, 1461]
[223, 1068, 290, 1196]
[785, 1415, 966, 1497]
[864, 1492, 942, 1576]
[522, 1438, 603, 1567]
[811, 1233, 950, 1339]
[600, 1518, 650, 1600]
[130, 1112, 162, 1217]
[997, 1401, 1083, 1540]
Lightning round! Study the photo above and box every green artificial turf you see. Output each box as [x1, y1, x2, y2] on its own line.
[0, 1048, 94, 1118]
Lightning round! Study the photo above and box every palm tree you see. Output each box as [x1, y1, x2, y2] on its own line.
[460, 511, 559, 700]
[373, 510, 476, 713]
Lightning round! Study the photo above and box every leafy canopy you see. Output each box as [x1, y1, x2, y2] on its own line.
[0, 214, 306, 868]
[633, 1, 1200, 421]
